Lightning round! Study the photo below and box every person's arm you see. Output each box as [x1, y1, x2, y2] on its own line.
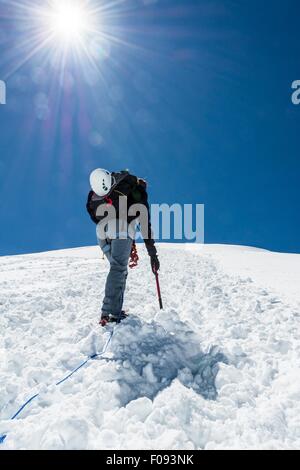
[86, 191, 104, 224]
[139, 186, 160, 273]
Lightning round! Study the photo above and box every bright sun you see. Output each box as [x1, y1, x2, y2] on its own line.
[5, 0, 124, 78]
[46, 0, 93, 43]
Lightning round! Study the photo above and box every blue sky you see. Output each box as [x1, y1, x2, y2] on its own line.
[0, 0, 299, 256]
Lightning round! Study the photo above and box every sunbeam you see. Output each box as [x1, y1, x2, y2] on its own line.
[41, 0, 95, 45]
[2, 0, 118, 79]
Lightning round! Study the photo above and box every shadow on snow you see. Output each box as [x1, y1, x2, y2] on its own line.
[98, 315, 228, 406]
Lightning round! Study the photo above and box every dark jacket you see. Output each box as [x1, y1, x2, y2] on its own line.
[86, 171, 157, 256]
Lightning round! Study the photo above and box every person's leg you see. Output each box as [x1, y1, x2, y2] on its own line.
[102, 237, 133, 317]
[98, 237, 112, 262]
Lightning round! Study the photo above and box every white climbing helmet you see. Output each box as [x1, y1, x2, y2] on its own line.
[89, 168, 114, 197]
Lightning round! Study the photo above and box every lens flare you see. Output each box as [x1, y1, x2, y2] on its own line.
[2, 0, 141, 79]
[46, 0, 92, 43]
[38, 0, 94, 45]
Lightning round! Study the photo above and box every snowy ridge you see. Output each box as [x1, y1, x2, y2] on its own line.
[0, 244, 300, 449]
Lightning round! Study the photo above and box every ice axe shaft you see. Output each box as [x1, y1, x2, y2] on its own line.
[154, 270, 163, 310]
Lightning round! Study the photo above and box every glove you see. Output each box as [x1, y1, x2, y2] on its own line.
[150, 254, 160, 274]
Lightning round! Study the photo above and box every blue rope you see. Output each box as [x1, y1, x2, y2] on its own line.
[11, 394, 40, 420]
[0, 329, 114, 444]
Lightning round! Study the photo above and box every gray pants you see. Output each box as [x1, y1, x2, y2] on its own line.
[98, 236, 133, 316]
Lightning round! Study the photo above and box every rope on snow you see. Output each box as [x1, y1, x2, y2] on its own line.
[0, 327, 115, 444]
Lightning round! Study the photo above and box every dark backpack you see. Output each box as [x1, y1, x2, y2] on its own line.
[86, 171, 146, 224]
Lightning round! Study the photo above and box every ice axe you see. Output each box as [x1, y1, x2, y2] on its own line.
[154, 268, 163, 310]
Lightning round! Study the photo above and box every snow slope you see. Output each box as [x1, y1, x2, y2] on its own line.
[1, 243, 300, 450]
